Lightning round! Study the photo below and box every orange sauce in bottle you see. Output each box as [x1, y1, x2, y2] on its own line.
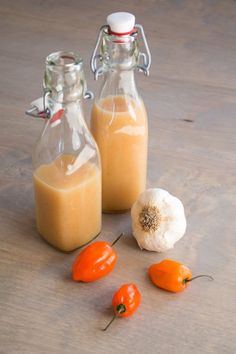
[33, 154, 101, 251]
[91, 95, 148, 212]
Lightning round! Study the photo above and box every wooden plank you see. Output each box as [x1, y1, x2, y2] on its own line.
[0, 1, 236, 353]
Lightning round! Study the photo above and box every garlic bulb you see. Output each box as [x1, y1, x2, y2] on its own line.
[131, 188, 186, 252]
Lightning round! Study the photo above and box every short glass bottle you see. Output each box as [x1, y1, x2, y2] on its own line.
[29, 51, 101, 252]
[90, 13, 151, 213]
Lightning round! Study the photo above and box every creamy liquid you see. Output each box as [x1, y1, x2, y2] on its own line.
[33, 154, 101, 251]
[91, 95, 148, 212]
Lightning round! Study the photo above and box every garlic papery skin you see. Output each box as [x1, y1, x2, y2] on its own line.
[131, 188, 187, 252]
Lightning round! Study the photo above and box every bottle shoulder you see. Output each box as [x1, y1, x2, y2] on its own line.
[91, 94, 148, 132]
[93, 94, 146, 113]
[33, 104, 100, 171]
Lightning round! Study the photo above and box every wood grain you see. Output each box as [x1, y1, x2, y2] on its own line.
[0, 1, 236, 353]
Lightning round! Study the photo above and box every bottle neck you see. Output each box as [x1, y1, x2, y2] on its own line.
[98, 32, 140, 100]
[44, 51, 86, 105]
[47, 95, 83, 112]
[100, 69, 139, 100]
[101, 31, 139, 73]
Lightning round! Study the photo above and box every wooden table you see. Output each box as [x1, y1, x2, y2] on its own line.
[1, 1, 235, 353]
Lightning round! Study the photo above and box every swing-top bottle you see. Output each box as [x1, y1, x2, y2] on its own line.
[90, 12, 151, 213]
[28, 51, 101, 251]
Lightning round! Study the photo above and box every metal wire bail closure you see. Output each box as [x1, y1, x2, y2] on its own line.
[25, 90, 51, 119]
[135, 24, 151, 76]
[90, 23, 151, 80]
[90, 25, 107, 80]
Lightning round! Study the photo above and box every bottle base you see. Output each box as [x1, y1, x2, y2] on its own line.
[37, 229, 102, 253]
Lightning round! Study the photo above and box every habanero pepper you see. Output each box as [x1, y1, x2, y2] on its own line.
[72, 233, 124, 282]
[103, 283, 141, 331]
[148, 259, 213, 293]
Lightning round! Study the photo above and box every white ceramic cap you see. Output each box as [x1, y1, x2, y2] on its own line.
[107, 12, 135, 34]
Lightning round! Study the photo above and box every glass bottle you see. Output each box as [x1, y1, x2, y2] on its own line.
[27, 51, 101, 252]
[90, 12, 151, 213]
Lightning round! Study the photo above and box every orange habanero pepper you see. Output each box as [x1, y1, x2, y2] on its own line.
[148, 259, 213, 293]
[72, 233, 123, 282]
[103, 283, 141, 331]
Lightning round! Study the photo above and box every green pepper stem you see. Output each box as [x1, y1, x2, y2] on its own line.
[102, 304, 126, 331]
[111, 233, 125, 247]
[184, 274, 214, 283]
[102, 314, 117, 331]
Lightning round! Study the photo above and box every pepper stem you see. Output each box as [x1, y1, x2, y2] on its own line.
[111, 233, 125, 247]
[102, 304, 126, 331]
[184, 274, 214, 284]
[102, 314, 116, 331]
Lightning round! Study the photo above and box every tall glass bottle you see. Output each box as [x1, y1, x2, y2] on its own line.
[90, 12, 151, 213]
[27, 51, 101, 252]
